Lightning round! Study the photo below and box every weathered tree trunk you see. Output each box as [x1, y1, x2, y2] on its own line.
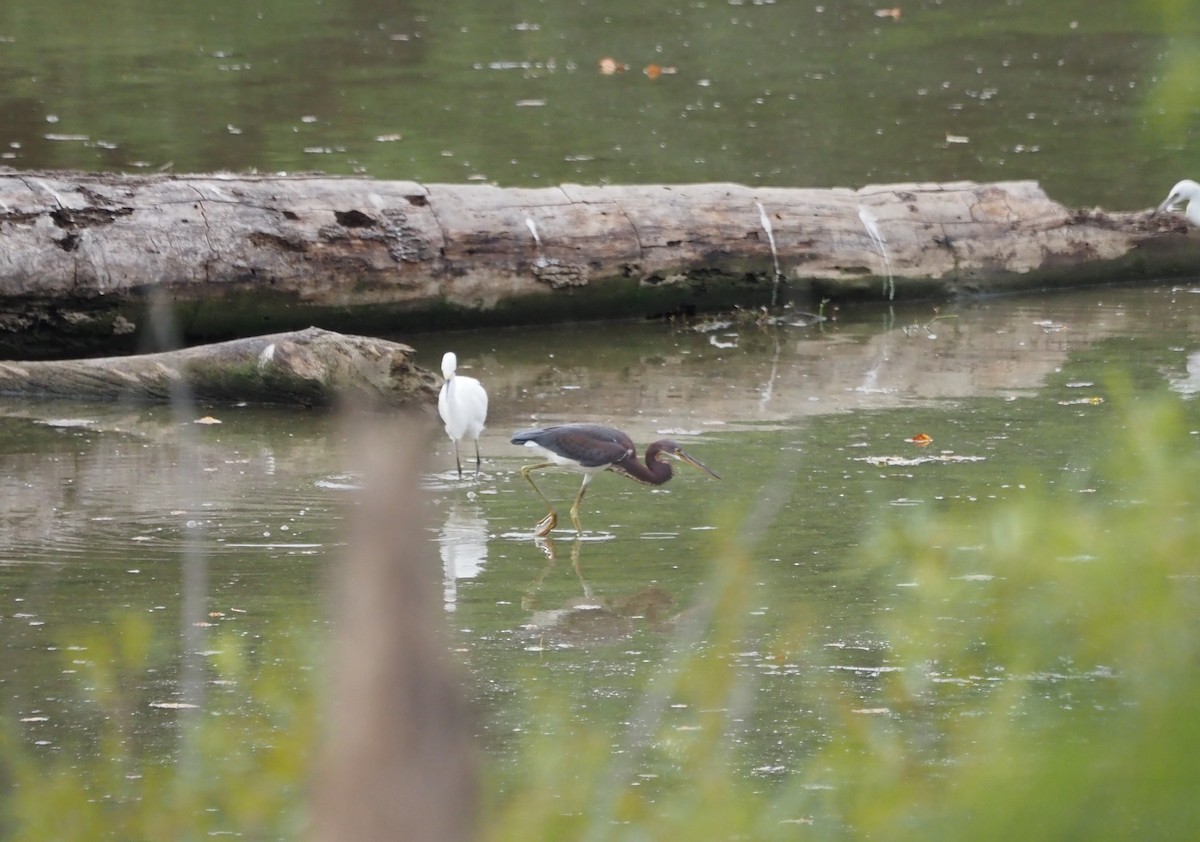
[0, 169, 1184, 356]
[0, 326, 438, 406]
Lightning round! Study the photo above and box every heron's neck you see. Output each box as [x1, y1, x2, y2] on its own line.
[614, 448, 672, 485]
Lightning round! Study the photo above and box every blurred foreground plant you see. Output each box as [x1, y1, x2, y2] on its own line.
[0, 616, 316, 841]
[821, 389, 1200, 839]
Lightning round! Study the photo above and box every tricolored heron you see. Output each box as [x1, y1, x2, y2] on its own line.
[437, 352, 488, 478]
[1157, 179, 1200, 226]
[510, 423, 720, 536]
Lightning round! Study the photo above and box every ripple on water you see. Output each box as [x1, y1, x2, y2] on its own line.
[0, 478, 343, 566]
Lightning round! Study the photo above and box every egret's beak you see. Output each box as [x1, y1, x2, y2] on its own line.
[671, 449, 721, 480]
[1156, 194, 1181, 216]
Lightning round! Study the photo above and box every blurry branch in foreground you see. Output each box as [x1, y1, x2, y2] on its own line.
[311, 415, 477, 842]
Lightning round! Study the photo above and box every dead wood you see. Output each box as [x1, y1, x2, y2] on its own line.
[0, 170, 1189, 355]
[0, 326, 438, 407]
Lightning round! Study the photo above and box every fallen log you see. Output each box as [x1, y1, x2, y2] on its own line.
[0, 169, 1185, 356]
[0, 327, 438, 407]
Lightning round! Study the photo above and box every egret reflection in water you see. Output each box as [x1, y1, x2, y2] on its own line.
[1167, 350, 1200, 398]
[439, 502, 488, 612]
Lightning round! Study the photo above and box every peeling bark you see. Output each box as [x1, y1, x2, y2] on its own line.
[0, 169, 1186, 356]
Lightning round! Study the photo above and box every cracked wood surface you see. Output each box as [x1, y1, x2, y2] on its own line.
[0, 169, 1187, 355]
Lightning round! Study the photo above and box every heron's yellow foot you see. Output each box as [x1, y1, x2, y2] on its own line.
[569, 507, 584, 535]
[535, 511, 557, 537]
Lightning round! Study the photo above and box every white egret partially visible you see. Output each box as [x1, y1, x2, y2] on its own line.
[437, 352, 488, 478]
[1156, 179, 1200, 226]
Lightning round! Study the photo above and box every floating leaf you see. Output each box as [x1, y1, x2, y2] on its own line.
[642, 64, 676, 79]
[598, 57, 628, 75]
[907, 433, 934, 446]
[875, 7, 902, 20]
[194, 416, 223, 425]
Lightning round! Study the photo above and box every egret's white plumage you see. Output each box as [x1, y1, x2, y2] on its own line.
[1156, 179, 1200, 226]
[437, 352, 488, 478]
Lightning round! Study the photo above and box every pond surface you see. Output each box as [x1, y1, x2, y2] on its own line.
[0, 0, 1195, 212]
[4, 283, 1200, 784]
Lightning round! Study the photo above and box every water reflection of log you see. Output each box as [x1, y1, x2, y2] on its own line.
[519, 536, 675, 648]
[0, 327, 438, 407]
[476, 285, 1200, 443]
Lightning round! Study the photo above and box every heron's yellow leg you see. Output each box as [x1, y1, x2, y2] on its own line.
[568, 477, 592, 535]
[520, 463, 558, 535]
[534, 511, 557, 537]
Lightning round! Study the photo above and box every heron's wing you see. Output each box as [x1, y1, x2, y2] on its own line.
[511, 424, 634, 468]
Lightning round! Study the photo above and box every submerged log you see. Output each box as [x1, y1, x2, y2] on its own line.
[0, 169, 1185, 355]
[0, 327, 438, 407]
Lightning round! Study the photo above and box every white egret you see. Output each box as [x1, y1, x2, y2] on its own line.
[437, 352, 488, 478]
[1156, 179, 1200, 226]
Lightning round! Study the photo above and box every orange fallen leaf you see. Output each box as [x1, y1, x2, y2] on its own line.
[875, 7, 902, 20]
[643, 64, 677, 79]
[194, 416, 222, 425]
[907, 433, 933, 446]
[598, 57, 628, 75]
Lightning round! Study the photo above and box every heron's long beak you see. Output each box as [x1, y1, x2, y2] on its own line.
[672, 450, 721, 480]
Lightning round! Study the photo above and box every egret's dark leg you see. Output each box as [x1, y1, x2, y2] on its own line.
[453, 440, 463, 479]
[568, 474, 595, 535]
[473, 439, 482, 474]
[519, 462, 558, 536]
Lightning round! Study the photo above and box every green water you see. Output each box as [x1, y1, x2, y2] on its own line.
[5, 283, 1200, 786]
[1, 0, 1196, 211]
